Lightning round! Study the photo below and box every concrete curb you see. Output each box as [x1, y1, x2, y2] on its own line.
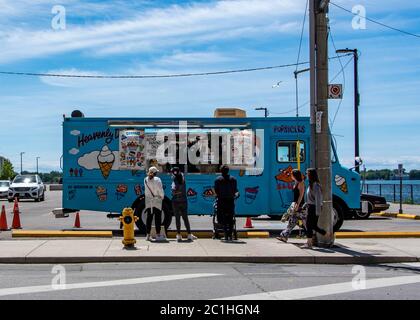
[12, 230, 113, 238]
[336, 231, 420, 238]
[0, 255, 418, 265]
[12, 230, 269, 239]
[373, 212, 420, 220]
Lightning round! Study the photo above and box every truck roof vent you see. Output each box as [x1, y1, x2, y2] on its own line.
[214, 108, 247, 118]
[71, 110, 84, 118]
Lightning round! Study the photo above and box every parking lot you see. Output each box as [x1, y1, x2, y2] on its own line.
[1, 190, 420, 238]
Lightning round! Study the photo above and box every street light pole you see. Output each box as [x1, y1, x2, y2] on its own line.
[255, 107, 268, 118]
[36, 157, 40, 174]
[20, 152, 25, 174]
[336, 48, 360, 172]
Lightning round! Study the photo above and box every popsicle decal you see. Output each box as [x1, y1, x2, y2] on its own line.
[244, 186, 259, 204]
[187, 188, 198, 202]
[96, 186, 107, 201]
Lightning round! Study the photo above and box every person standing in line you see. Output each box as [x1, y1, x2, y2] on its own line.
[304, 168, 328, 248]
[214, 165, 239, 241]
[144, 166, 166, 242]
[277, 169, 306, 242]
[171, 167, 197, 242]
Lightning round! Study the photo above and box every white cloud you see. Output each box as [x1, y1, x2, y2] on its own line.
[70, 130, 81, 136]
[69, 148, 79, 155]
[40, 69, 105, 87]
[0, 0, 303, 63]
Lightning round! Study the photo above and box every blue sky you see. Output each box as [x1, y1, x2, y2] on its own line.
[0, 0, 419, 173]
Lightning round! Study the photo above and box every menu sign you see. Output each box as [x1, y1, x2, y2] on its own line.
[119, 130, 145, 170]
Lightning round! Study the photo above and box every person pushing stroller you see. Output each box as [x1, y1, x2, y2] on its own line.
[214, 165, 239, 241]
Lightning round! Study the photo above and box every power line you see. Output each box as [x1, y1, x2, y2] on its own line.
[330, 2, 420, 39]
[270, 54, 354, 116]
[0, 55, 351, 79]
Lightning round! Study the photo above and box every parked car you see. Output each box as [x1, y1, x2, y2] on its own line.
[353, 193, 390, 219]
[0, 180, 10, 199]
[8, 175, 45, 202]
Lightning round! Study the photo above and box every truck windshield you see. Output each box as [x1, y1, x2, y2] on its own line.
[0, 181, 10, 187]
[13, 176, 36, 183]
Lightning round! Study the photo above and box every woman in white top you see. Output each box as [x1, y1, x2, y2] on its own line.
[144, 166, 165, 241]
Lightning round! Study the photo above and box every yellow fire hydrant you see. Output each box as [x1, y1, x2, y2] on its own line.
[118, 208, 139, 248]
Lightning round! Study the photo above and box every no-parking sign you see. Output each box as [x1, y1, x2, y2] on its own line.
[328, 84, 343, 99]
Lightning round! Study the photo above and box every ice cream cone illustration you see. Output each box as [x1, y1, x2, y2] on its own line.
[97, 145, 115, 179]
[335, 175, 348, 193]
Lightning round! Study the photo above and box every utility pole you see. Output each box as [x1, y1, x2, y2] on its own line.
[309, 0, 316, 169]
[310, 0, 334, 247]
[20, 152, 25, 175]
[36, 157, 40, 174]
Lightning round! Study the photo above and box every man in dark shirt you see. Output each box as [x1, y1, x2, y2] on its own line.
[214, 165, 239, 241]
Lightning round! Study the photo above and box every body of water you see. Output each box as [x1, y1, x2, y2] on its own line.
[361, 180, 420, 204]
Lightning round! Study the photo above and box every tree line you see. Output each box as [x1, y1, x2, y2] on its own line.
[361, 169, 420, 180]
[0, 158, 63, 183]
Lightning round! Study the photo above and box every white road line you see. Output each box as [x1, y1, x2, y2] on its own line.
[216, 275, 420, 300]
[402, 262, 420, 268]
[0, 273, 221, 297]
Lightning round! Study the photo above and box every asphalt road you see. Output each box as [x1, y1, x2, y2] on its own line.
[0, 262, 420, 300]
[1, 191, 420, 233]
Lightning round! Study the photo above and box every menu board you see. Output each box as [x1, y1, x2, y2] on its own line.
[119, 130, 145, 170]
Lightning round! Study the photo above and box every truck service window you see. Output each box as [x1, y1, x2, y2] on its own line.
[276, 141, 305, 163]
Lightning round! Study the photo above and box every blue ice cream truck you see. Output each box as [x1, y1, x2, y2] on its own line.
[59, 108, 361, 232]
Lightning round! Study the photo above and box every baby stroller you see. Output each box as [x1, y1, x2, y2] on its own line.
[212, 197, 238, 240]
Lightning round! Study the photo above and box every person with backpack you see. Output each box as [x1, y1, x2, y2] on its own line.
[144, 166, 166, 242]
[214, 165, 239, 241]
[171, 167, 197, 242]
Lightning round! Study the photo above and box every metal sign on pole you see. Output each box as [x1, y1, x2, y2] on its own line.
[328, 84, 343, 99]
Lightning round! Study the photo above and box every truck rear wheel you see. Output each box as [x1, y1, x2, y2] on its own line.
[131, 196, 173, 235]
[354, 202, 372, 219]
[333, 201, 344, 232]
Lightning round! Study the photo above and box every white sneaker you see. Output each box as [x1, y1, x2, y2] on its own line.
[187, 234, 197, 241]
[176, 234, 182, 242]
[145, 234, 151, 241]
[156, 234, 167, 241]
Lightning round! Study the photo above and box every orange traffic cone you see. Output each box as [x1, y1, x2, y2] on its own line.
[243, 217, 254, 228]
[74, 212, 81, 228]
[12, 197, 19, 215]
[11, 200, 22, 229]
[0, 205, 8, 231]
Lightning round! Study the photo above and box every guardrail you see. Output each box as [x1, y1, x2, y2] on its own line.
[49, 184, 63, 191]
[362, 183, 419, 204]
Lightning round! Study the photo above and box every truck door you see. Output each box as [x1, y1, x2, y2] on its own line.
[270, 139, 307, 214]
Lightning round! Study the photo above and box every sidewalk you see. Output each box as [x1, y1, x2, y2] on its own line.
[1, 237, 419, 264]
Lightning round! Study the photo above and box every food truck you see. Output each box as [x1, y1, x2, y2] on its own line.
[59, 108, 361, 232]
